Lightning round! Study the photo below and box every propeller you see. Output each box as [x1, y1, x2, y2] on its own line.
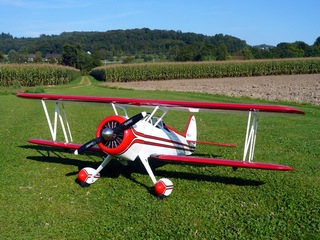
[74, 112, 146, 155]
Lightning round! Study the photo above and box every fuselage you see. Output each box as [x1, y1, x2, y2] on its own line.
[98, 115, 195, 161]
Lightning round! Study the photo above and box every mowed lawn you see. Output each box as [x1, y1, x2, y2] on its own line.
[1, 81, 319, 239]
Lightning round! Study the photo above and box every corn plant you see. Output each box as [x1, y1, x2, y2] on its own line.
[0, 64, 81, 87]
[90, 58, 320, 82]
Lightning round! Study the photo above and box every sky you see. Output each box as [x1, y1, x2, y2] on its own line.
[0, 0, 319, 46]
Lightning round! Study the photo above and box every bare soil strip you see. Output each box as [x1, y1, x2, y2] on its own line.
[72, 76, 91, 88]
[105, 74, 320, 105]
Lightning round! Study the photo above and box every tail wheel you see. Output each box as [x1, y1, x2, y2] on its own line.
[96, 115, 135, 155]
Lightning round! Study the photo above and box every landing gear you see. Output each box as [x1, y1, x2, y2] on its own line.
[78, 167, 100, 185]
[77, 155, 113, 187]
[77, 151, 174, 197]
[154, 178, 173, 197]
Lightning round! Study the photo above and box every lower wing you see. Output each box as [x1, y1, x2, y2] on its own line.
[28, 139, 102, 153]
[149, 154, 294, 171]
[27, 139, 294, 171]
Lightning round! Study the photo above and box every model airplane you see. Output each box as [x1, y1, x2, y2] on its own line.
[18, 93, 304, 197]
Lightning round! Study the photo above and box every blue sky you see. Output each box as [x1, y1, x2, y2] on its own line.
[0, 0, 319, 46]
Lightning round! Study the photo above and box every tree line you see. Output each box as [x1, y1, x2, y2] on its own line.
[0, 28, 319, 71]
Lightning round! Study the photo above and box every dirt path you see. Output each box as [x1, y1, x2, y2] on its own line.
[72, 76, 92, 88]
[105, 74, 320, 105]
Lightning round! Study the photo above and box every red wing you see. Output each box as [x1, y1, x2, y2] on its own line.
[17, 93, 304, 114]
[190, 140, 237, 148]
[28, 139, 102, 153]
[149, 154, 294, 171]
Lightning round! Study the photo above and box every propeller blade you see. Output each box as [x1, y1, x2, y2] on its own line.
[74, 136, 103, 155]
[113, 112, 146, 134]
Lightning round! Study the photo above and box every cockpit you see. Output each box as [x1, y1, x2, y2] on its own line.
[151, 117, 164, 128]
[147, 116, 170, 131]
[144, 107, 170, 131]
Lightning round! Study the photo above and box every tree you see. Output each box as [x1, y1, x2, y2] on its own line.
[122, 56, 134, 64]
[0, 51, 4, 62]
[216, 43, 229, 60]
[274, 42, 304, 58]
[62, 43, 102, 72]
[175, 45, 197, 61]
[251, 47, 274, 59]
[241, 47, 254, 60]
[34, 51, 43, 63]
[199, 45, 216, 61]
[8, 49, 18, 63]
[175, 45, 208, 62]
[78, 51, 93, 72]
[62, 43, 82, 68]
[91, 51, 103, 68]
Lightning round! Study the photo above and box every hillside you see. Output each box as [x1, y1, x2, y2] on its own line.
[1, 29, 319, 62]
[0, 29, 245, 56]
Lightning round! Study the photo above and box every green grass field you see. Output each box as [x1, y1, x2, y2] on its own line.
[1, 77, 319, 239]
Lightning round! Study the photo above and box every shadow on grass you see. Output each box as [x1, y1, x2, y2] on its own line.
[21, 145, 265, 193]
[155, 169, 264, 187]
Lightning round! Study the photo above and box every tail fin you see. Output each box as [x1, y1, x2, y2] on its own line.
[185, 115, 197, 146]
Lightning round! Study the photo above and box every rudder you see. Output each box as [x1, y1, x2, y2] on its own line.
[185, 115, 197, 146]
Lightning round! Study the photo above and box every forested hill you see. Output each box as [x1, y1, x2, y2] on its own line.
[0, 29, 245, 59]
[1, 28, 320, 62]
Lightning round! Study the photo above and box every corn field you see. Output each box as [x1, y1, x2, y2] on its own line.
[0, 64, 81, 87]
[90, 58, 320, 82]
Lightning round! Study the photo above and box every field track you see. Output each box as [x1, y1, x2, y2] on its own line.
[106, 74, 320, 105]
[71, 76, 91, 88]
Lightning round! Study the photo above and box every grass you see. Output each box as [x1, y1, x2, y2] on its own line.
[0, 77, 319, 239]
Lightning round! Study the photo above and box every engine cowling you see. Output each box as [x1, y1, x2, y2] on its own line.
[96, 115, 135, 155]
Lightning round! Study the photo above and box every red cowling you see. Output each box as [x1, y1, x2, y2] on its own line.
[96, 115, 135, 155]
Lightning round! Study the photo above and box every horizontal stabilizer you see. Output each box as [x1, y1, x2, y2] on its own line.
[28, 139, 102, 152]
[149, 154, 294, 171]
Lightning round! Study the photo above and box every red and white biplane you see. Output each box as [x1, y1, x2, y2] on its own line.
[18, 93, 304, 197]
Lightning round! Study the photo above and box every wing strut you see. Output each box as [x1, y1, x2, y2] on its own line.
[243, 110, 259, 162]
[41, 99, 73, 143]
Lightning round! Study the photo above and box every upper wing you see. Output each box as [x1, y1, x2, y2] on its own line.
[17, 93, 304, 114]
[149, 154, 294, 171]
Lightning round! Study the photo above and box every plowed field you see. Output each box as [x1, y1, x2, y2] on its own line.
[106, 74, 320, 105]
